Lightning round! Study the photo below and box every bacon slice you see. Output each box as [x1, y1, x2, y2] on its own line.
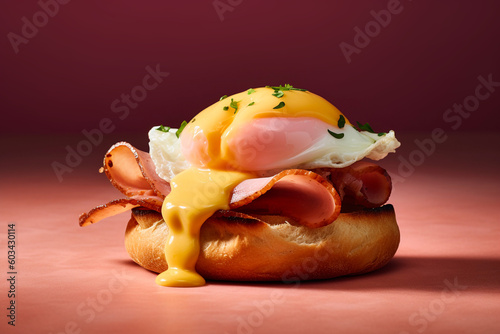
[230, 169, 341, 228]
[79, 196, 163, 227]
[103, 142, 170, 198]
[80, 143, 390, 229]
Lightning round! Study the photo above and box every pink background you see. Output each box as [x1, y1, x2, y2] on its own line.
[2, 132, 500, 334]
[1, 1, 500, 333]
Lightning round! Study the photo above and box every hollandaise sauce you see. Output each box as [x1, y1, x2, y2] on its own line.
[156, 168, 251, 287]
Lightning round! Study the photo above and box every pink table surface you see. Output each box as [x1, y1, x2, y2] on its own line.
[1, 132, 499, 334]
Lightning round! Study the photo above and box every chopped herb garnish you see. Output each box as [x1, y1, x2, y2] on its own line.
[248, 102, 255, 106]
[328, 129, 344, 139]
[191, 118, 196, 123]
[219, 95, 228, 101]
[266, 84, 308, 92]
[176, 121, 188, 138]
[273, 101, 285, 109]
[272, 90, 284, 98]
[356, 121, 375, 133]
[230, 98, 240, 114]
[338, 115, 346, 128]
[356, 121, 386, 136]
[267, 84, 307, 100]
[156, 125, 171, 132]
[223, 106, 229, 111]
[247, 88, 256, 95]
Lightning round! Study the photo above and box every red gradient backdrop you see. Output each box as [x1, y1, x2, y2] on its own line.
[2, 2, 500, 334]
[1, 0, 500, 137]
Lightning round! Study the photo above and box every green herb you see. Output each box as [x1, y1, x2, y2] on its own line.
[273, 101, 285, 109]
[176, 121, 188, 138]
[223, 106, 229, 111]
[272, 90, 284, 98]
[356, 121, 386, 136]
[247, 88, 256, 95]
[156, 125, 171, 132]
[328, 129, 344, 139]
[266, 84, 307, 101]
[266, 84, 308, 92]
[191, 118, 196, 123]
[338, 115, 345, 129]
[230, 98, 240, 114]
[248, 102, 255, 106]
[356, 121, 375, 133]
[219, 95, 228, 101]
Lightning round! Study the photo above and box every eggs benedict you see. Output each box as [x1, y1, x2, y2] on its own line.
[79, 85, 401, 287]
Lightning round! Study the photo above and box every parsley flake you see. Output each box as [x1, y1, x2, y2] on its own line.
[338, 115, 346, 128]
[272, 90, 284, 98]
[247, 88, 256, 95]
[220, 95, 228, 101]
[223, 106, 229, 111]
[356, 121, 386, 137]
[266, 84, 308, 92]
[230, 98, 240, 114]
[267, 84, 307, 100]
[328, 129, 344, 139]
[156, 125, 171, 133]
[273, 101, 285, 109]
[248, 102, 255, 106]
[176, 121, 188, 138]
[356, 121, 375, 133]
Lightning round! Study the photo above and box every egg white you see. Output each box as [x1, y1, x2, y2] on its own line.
[149, 122, 400, 182]
[148, 127, 190, 182]
[293, 124, 400, 170]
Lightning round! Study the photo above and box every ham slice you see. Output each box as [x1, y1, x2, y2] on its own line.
[230, 169, 341, 228]
[103, 142, 170, 198]
[79, 196, 163, 226]
[322, 161, 392, 210]
[79, 142, 390, 228]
